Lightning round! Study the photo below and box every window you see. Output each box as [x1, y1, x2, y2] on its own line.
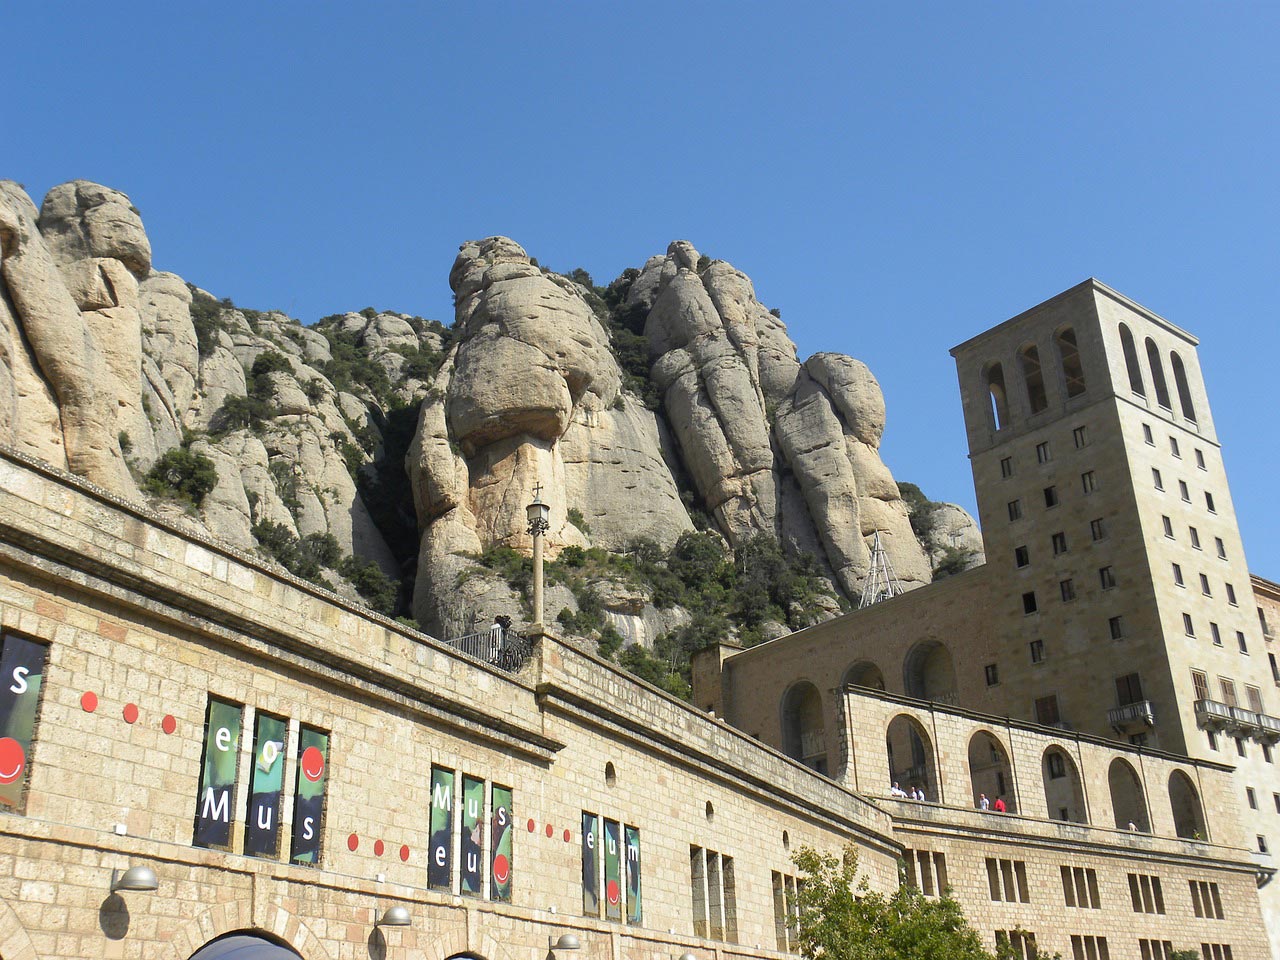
[1215, 537, 1226, 559]
[1191, 670, 1209, 701]
[1142, 422, 1154, 444]
[1052, 532, 1068, 555]
[1070, 934, 1110, 960]
[1162, 515, 1174, 538]
[771, 871, 801, 951]
[1015, 545, 1030, 568]
[1207, 731, 1218, 751]
[1248, 787, 1258, 809]
[1109, 616, 1125, 640]
[1023, 592, 1038, 615]
[985, 857, 1030, 902]
[1121, 326, 1146, 396]
[1030, 640, 1045, 663]
[1195, 448, 1206, 470]
[995, 930, 1037, 960]
[1022, 346, 1048, 414]
[1073, 425, 1089, 448]
[1248, 685, 1263, 713]
[1265, 744, 1273, 763]
[1127, 872, 1166, 914]
[1210, 623, 1222, 646]
[1146, 338, 1172, 409]
[1036, 440, 1052, 463]
[1221, 679, 1237, 707]
[1237, 632, 1248, 655]
[1172, 563, 1184, 587]
[1099, 566, 1116, 590]
[1259, 835, 1269, 854]
[1044, 485, 1059, 508]
[901, 849, 948, 898]
[1271, 653, 1280, 684]
[1090, 518, 1106, 541]
[1200, 573, 1212, 596]
[1205, 491, 1216, 513]
[1035, 695, 1061, 726]
[1060, 579, 1076, 602]
[1152, 468, 1163, 491]
[1183, 613, 1194, 636]
[689, 846, 736, 941]
[1170, 351, 1197, 422]
[1000, 456, 1013, 478]
[1199, 945, 1235, 960]
[1169, 436, 1180, 458]
[1178, 479, 1190, 502]
[1008, 500, 1022, 522]
[1226, 583, 1237, 605]
[1057, 327, 1087, 397]
[1190, 526, 1201, 549]
[1260, 606, 1272, 637]
[1115, 673, 1144, 705]
[1048, 752, 1066, 778]
[1139, 940, 1176, 960]
[985, 664, 1000, 686]
[1189, 880, 1225, 919]
[1081, 470, 1097, 494]
[986, 362, 1010, 430]
[1059, 870, 1100, 911]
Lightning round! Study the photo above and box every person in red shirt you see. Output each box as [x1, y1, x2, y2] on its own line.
[993, 796, 1007, 813]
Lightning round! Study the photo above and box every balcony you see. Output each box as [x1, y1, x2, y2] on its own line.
[1108, 700, 1155, 732]
[1194, 699, 1280, 742]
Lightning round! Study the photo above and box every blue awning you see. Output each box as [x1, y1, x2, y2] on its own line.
[189, 935, 301, 960]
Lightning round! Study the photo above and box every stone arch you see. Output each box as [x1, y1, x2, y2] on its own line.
[166, 899, 333, 960]
[968, 730, 1016, 813]
[1170, 352, 1197, 423]
[1169, 770, 1207, 839]
[1042, 745, 1087, 823]
[1054, 325, 1087, 397]
[190, 933, 301, 960]
[903, 640, 956, 703]
[0, 892, 38, 960]
[780, 680, 827, 774]
[1145, 337, 1172, 409]
[886, 713, 938, 799]
[843, 659, 886, 691]
[1108, 757, 1150, 832]
[1018, 343, 1048, 413]
[984, 361, 1009, 430]
[1119, 323, 1145, 396]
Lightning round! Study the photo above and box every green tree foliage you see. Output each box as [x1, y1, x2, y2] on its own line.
[792, 845, 997, 960]
[144, 449, 218, 507]
[897, 481, 938, 543]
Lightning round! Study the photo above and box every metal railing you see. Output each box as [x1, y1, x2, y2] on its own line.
[1194, 698, 1280, 741]
[442, 628, 533, 672]
[1107, 700, 1155, 728]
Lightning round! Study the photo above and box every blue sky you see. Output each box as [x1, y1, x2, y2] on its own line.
[10, 3, 1280, 577]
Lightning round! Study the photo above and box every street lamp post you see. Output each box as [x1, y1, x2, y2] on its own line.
[526, 485, 550, 628]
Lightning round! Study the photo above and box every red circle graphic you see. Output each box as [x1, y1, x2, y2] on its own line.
[545, 823, 554, 838]
[300, 746, 325, 782]
[161, 714, 177, 735]
[607, 879, 620, 905]
[0, 738, 25, 784]
[374, 839, 385, 857]
[123, 703, 139, 724]
[527, 818, 536, 832]
[399, 845, 410, 862]
[347, 833, 359, 851]
[493, 853, 510, 884]
[81, 691, 98, 713]
[563, 829, 571, 842]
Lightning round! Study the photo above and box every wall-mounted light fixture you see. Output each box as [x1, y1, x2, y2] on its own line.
[110, 864, 158, 893]
[549, 933, 582, 952]
[677, 953, 697, 960]
[376, 905, 412, 928]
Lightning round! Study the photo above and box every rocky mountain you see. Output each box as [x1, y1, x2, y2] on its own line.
[0, 180, 982, 686]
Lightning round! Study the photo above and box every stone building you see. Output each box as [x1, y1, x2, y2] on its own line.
[696, 279, 1280, 957]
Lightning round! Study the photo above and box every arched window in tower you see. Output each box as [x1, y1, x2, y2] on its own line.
[1145, 338, 1171, 409]
[1170, 352, 1197, 423]
[984, 362, 1009, 431]
[1054, 326, 1087, 397]
[1119, 324, 1145, 396]
[1019, 345, 1048, 414]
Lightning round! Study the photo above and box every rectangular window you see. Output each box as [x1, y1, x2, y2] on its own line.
[1143, 423, 1154, 444]
[1189, 880, 1225, 919]
[1127, 873, 1166, 914]
[1139, 940, 1176, 960]
[1030, 640, 1045, 663]
[1023, 592, 1038, 615]
[1000, 456, 1013, 478]
[1192, 670, 1209, 701]
[1116, 673, 1144, 705]
[1201, 573, 1212, 596]
[1044, 485, 1059, 508]
[1008, 500, 1022, 522]
[1183, 613, 1195, 636]
[1070, 934, 1110, 960]
[1170, 436, 1180, 457]
[690, 847, 736, 942]
[1179, 480, 1191, 502]
[1270, 653, 1280, 684]
[1109, 616, 1125, 640]
[772, 872, 801, 951]
[1035, 695, 1061, 726]
[1237, 632, 1248, 655]
[1048, 752, 1066, 779]
[1216, 537, 1227, 559]
[1248, 787, 1258, 809]
[1163, 515, 1174, 538]
[1081, 470, 1097, 494]
[1200, 945, 1235, 960]
[1190, 526, 1201, 549]
[984, 857, 1030, 902]
[1073, 425, 1089, 448]
[1260, 836, 1269, 854]
[1037, 441, 1052, 464]
[1221, 679, 1237, 707]
[1099, 566, 1116, 590]
[1210, 622, 1222, 646]
[1153, 468, 1163, 490]
[1195, 448, 1206, 469]
[1052, 532, 1068, 555]
[1247, 685, 1263, 713]
[1226, 583, 1237, 605]
[1173, 563, 1184, 586]
[1090, 517, 1106, 541]
[1015, 545, 1030, 568]
[995, 930, 1037, 960]
[904, 849, 947, 898]
[985, 664, 1000, 686]
[1060, 579, 1076, 602]
[1206, 491, 1216, 513]
[1061, 865, 1101, 908]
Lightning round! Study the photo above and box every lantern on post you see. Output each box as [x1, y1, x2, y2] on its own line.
[526, 485, 551, 627]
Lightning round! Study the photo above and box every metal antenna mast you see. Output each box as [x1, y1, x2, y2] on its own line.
[858, 530, 905, 608]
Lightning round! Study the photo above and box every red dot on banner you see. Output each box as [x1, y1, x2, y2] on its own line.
[564, 829, 571, 842]
[122, 703, 139, 724]
[545, 823, 554, 838]
[374, 839, 385, 857]
[399, 845, 410, 862]
[81, 692, 98, 713]
[347, 833, 359, 851]
[161, 714, 177, 735]
[527, 819, 536, 832]
[607, 879, 620, 905]
[0, 738, 26, 785]
[493, 853, 510, 884]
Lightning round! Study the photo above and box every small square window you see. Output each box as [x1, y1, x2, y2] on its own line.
[1030, 640, 1045, 663]
[1183, 612, 1195, 636]
[1206, 491, 1216, 513]
[985, 663, 1000, 686]
[1060, 579, 1076, 602]
[1014, 545, 1030, 568]
[1073, 425, 1088, 448]
[1035, 695, 1060, 726]
[1081, 470, 1097, 494]
[1210, 622, 1222, 646]
[1238, 632, 1249, 655]
[1099, 566, 1116, 590]
[1216, 537, 1227, 559]
[1172, 563, 1184, 587]
[1023, 592, 1038, 615]
[1226, 583, 1237, 605]
[1052, 532, 1068, 555]
[1260, 835, 1269, 854]
[1090, 518, 1106, 541]
[1008, 500, 1022, 522]
[1044, 486, 1059, 508]
[1248, 787, 1258, 809]
[1152, 468, 1163, 490]
[1190, 526, 1201, 549]
[1178, 480, 1189, 502]
[1200, 574, 1212, 596]
[1142, 424, 1154, 445]
[1162, 515, 1174, 538]
[1109, 616, 1125, 640]
[1000, 456, 1013, 479]
[1169, 437, 1180, 458]
[1036, 441, 1052, 464]
[1195, 448, 1206, 470]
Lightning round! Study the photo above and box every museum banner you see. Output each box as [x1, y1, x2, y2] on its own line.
[625, 824, 642, 924]
[604, 818, 622, 921]
[289, 725, 329, 865]
[194, 698, 243, 848]
[0, 632, 49, 814]
[245, 712, 286, 857]
[429, 766, 455, 889]
[461, 775, 484, 896]
[581, 811, 599, 915]
[491, 784, 513, 902]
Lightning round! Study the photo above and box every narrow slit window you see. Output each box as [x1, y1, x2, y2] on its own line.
[1146, 338, 1171, 408]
